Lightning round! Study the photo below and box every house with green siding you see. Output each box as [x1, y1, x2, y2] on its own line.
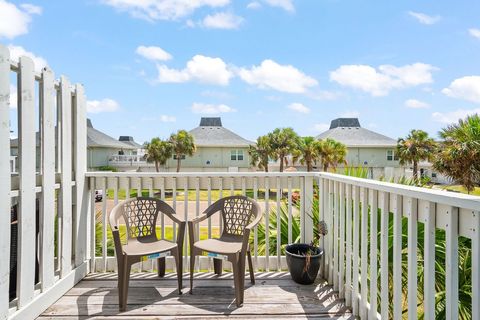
[164, 117, 254, 172]
[316, 118, 403, 179]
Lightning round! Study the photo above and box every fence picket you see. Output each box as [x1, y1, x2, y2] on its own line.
[0, 44, 10, 319]
[17, 56, 37, 307]
[445, 206, 459, 320]
[407, 197, 418, 320]
[40, 67, 56, 291]
[379, 191, 389, 319]
[369, 189, 378, 318]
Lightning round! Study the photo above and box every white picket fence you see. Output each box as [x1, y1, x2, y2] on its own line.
[0, 44, 89, 320]
[1, 43, 480, 319]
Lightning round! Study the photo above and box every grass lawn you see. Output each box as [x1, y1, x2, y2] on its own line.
[106, 189, 290, 201]
[442, 185, 480, 196]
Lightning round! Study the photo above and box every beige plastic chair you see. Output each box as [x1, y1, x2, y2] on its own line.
[109, 197, 186, 311]
[188, 195, 262, 307]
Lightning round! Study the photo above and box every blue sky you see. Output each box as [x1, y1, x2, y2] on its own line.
[2, 0, 480, 144]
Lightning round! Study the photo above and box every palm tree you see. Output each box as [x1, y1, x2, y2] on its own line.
[396, 129, 436, 182]
[169, 130, 196, 172]
[433, 114, 480, 193]
[249, 135, 272, 172]
[143, 137, 173, 172]
[296, 136, 322, 171]
[268, 128, 300, 172]
[318, 138, 347, 171]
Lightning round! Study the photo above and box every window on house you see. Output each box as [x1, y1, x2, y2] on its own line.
[387, 150, 393, 161]
[173, 154, 186, 160]
[231, 150, 244, 161]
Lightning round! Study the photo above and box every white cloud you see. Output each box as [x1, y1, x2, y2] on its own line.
[160, 114, 176, 122]
[102, 0, 230, 21]
[239, 59, 318, 94]
[341, 110, 360, 117]
[313, 123, 329, 133]
[8, 45, 48, 72]
[201, 12, 243, 29]
[191, 102, 236, 114]
[157, 54, 233, 85]
[432, 108, 480, 124]
[247, 2, 261, 9]
[287, 102, 310, 114]
[9, 84, 17, 109]
[469, 28, 480, 39]
[20, 3, 42, 15]
[330, 63, 436, 96]
[136, 45, 172, 61]
[405, 99, 430, 108]
[263, 0, 294, 12]
[408, 11, 441, 25]
[442, 76, 480, 104]
[87, 98, 120, 113]
[0, 1, 41, 39]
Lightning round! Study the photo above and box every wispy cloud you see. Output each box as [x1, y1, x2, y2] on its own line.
[201, 12, 244, 29]
[330, 63, 437, 96]
[469, 28, 480, 39]
[432, 108, 480, 124]
[191, 102, 236, 114]
[408, 11, 441, 25]
[405, 99, 430, 109]
[136, 45, 172, 61]
[287, 102, 310, 114]
[87, 98, 120, 113]
[442, 76, 480, 104]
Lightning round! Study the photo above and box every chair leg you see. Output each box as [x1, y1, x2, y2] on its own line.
[247, 250, 255, 284]
[213, 258, 223, 276]
[120, 258, 132, 312]
[189, 250, 195, 294]
[238, 252, 246, 305]
[231, 255, 242, 307]
[157, 257, 166, 277]
[173, 248, 183, 294]
[117, 256, 125, 311]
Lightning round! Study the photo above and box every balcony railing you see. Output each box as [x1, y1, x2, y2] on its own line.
[2, 44, 480, 319]
[108, 154, 146, 165]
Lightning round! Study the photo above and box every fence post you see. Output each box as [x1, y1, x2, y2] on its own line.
[74, 84, 88, 267]
[0, 44, 12, 320]
[303, 175, 314, 244]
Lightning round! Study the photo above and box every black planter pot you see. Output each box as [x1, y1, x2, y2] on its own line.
[285, 243, 323, 285]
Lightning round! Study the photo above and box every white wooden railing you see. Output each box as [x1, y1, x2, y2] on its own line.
[108, 154, 146, 165]
[1, 44, 90, 320]
[85, 172, 315, 273]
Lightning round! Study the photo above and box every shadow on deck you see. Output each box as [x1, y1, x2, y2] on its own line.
[39, 272, 354, 319]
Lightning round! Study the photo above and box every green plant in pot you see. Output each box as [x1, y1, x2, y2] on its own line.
[285, 221, 327, 284]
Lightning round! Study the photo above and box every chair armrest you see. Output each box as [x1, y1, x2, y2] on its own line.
[157, 200, 185, 224]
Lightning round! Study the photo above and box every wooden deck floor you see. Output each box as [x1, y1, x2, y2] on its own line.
[39, 272, 354, 319]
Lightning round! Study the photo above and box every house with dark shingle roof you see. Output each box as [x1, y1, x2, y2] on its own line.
[316, 118, 403, 179]
[164, 117, 254, 172]
[10, 119, 140, 171]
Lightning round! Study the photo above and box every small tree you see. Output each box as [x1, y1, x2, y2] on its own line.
[268, 128, 300, 172]
[433, 114, 480, 193]
[169, 130, 196, 172]
[143, 137, 173, 172]
[396, 129, 436, 182]
[318, 138, 347, 171]
[249, 135, 272, 172]
[296, 136, 322, 172]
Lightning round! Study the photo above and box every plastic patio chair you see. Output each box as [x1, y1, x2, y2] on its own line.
[109, 197, 186, 311]
[188, 195, 262, 307]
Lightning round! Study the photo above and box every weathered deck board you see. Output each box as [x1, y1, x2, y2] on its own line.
[39, 272, 353, 319]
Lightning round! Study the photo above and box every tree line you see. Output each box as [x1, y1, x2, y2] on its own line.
[396, 114, 480, 192]
[143, 114, 479, 193]
[248, 127, 347, 172]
